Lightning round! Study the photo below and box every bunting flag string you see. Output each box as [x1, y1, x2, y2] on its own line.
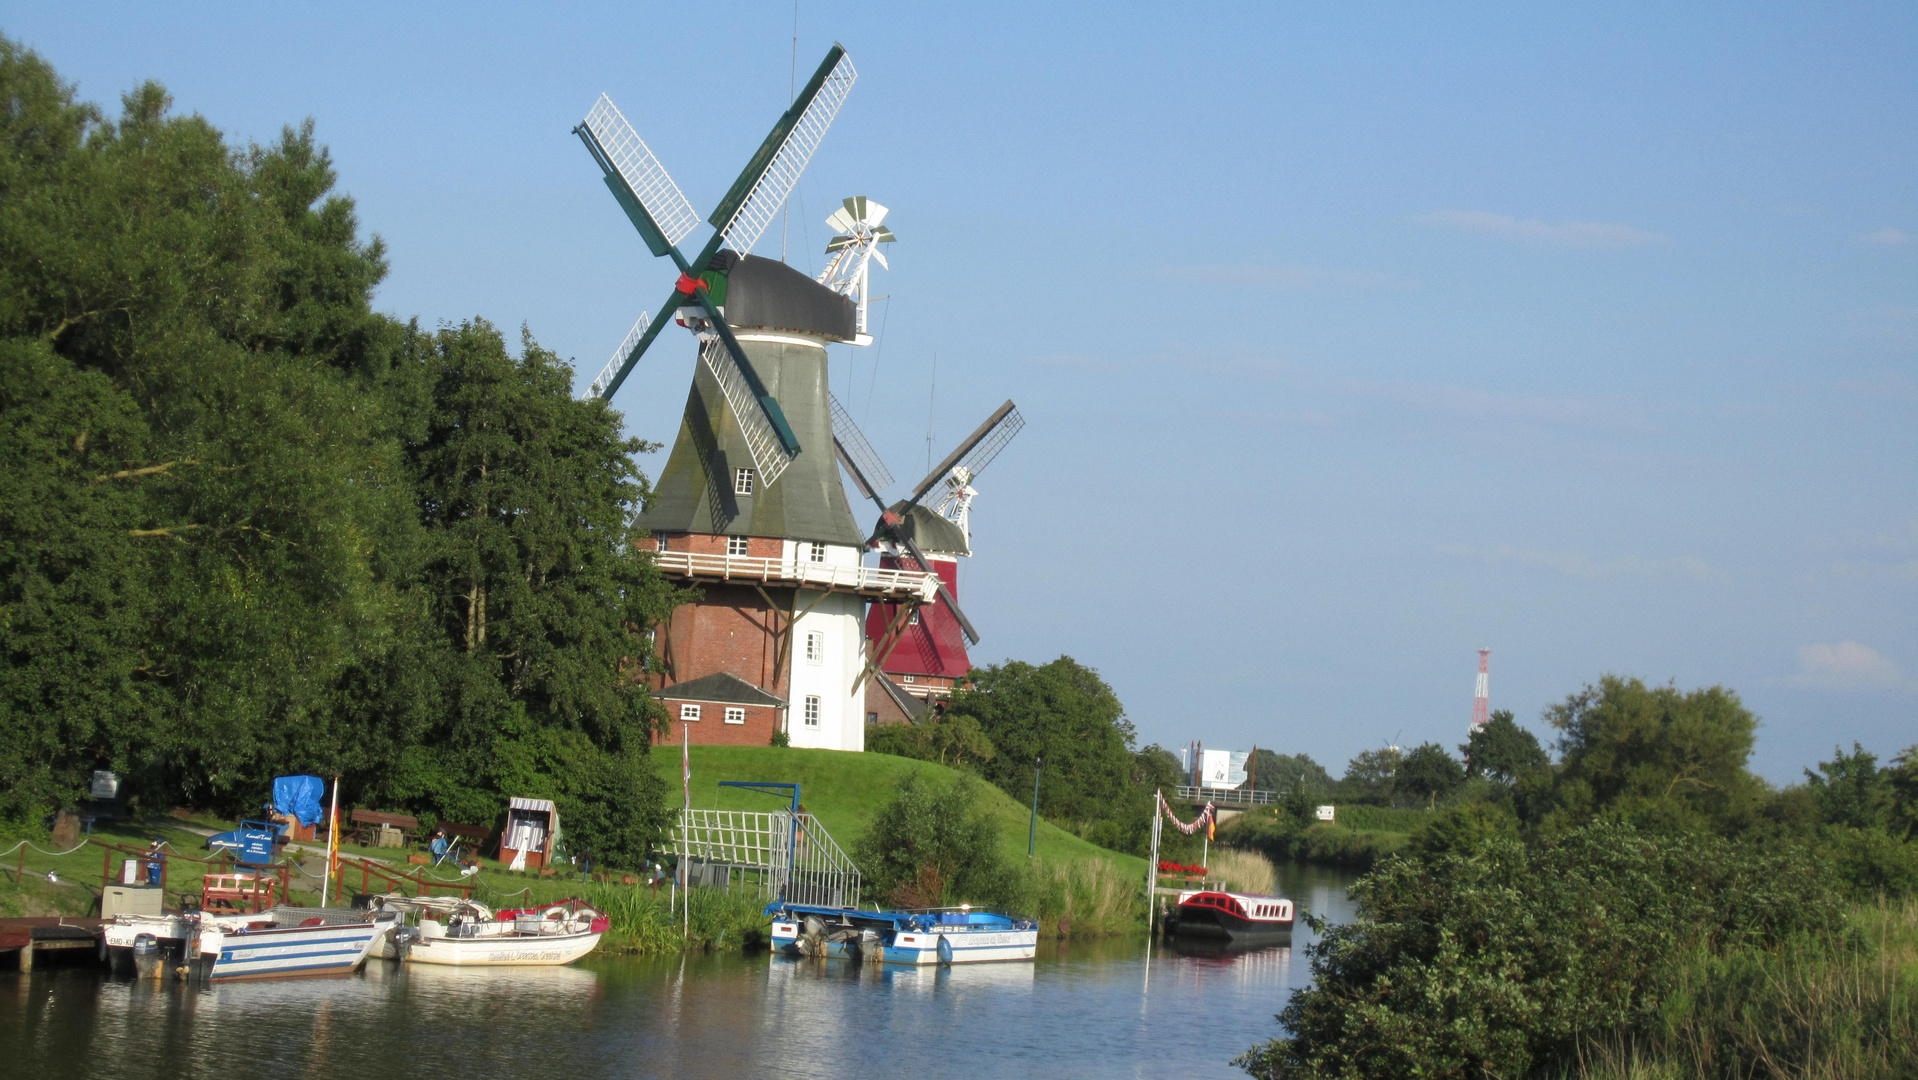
[1156, 790, 1216, 838]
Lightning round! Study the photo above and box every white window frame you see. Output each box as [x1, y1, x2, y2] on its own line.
[724, 706, 746, 725]
[655, 536, 668, 552]
[734, 467, 755, 495]
[727, 536, 749, 557]
[805, 631, 824, 665]
[680, 703, 701, 721]
[803, 695, 820, 727]
[808, 541, 826, 563]
[902, 674, 914, 684]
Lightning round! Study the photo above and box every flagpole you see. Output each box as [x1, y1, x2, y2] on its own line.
[320, 774, 340, 907]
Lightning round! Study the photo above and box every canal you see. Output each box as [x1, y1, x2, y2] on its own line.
[0, 862, 1360, 1079]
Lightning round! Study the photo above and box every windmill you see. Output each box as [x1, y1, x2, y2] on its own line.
[572, 44, 857, 488]
[816, 196, 895, 346]
[847, 401, 1025, 697]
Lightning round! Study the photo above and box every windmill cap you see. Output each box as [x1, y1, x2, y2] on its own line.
[881, 503, 969, 557]
[722, 254, 856, 343]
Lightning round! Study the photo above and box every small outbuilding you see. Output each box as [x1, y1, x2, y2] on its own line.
[499, 797, 559, 870]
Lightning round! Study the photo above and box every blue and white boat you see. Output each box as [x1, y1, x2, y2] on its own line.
[766, 902, 1038, 964]
[194, 906, 399, 981]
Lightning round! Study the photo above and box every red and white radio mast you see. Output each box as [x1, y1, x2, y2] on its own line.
[1471, 649, 1491, 730]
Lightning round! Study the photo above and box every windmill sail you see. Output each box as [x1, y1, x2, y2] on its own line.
[699, 337, 797, 488]
[711, 46, 857, 256]
[584, 311, 651, 401]
[828, 391, 893, 492]
[579, 95, 701, 256]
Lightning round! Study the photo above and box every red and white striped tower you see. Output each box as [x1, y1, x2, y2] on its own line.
[1470, 649, 1491, 730]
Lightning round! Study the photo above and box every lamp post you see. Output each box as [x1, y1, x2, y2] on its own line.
[1027, 756, 1043, 857]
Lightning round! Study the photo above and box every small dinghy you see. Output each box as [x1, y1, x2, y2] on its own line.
[767, 902, 1038, 965]
[1171, 890, 1294, 945]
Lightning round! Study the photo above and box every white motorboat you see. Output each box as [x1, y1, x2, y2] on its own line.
[379, 897, 606, 967]
[196, 906, 399, 981]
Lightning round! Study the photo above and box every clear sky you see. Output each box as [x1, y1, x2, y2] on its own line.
[8, 3, 1913, 782]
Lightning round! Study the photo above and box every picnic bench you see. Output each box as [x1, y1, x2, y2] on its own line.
[348, 809, 420, 848]
[200, 871, 280, 914]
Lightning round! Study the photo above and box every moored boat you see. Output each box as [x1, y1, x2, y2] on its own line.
[766, 902, 1038, 964]
[390, 897, 607, 967]
[1171, 889, 1294, 944]
[196, 906, 399, 981]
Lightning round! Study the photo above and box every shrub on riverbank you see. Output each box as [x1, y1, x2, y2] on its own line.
[1221, 806, 1413, 870]
[1555, 899, 1918, 1080]
[476, 879, 766, 955]
[1235, 823, 1838, 1080]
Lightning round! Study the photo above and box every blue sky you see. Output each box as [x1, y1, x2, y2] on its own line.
[9, 3, 1913, 782]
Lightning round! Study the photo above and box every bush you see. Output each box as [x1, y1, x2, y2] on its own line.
[1237, 822, 1839, 1079]
[854, 771, 1019, 909]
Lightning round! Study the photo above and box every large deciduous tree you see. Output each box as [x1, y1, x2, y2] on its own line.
[945, 656, 1136, 827]
[1460, 709, 1549, 785]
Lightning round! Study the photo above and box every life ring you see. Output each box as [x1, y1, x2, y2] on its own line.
[540, 905, 569, 921]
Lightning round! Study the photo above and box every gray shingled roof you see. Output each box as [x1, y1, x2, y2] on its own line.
[877, 674, 930, 723]
[658, 672, 786, 708]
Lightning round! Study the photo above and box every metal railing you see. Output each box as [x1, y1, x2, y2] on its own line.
[652, 549, 940, 601]
[1172, 785, 1278, 807]
[673, 808, 860, 908]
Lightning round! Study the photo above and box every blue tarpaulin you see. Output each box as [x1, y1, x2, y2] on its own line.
[272, 775, 325, 826]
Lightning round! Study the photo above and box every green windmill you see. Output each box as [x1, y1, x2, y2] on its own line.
[573, 44, 857, 489]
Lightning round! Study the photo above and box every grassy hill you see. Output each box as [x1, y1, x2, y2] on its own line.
[653, 745, 1144, 875]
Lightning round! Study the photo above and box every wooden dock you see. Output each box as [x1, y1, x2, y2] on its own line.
[0, 917, 102, 971]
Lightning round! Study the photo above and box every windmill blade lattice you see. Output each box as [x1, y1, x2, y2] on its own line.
[699, 337, 797, 487]
[579, 95, 701, 255]
[828, 391, 893, 493]
[713, 48, 858, 256]
[583, 311, 651, 401]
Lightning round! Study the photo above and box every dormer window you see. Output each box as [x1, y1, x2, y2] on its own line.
[734, 468, 755, 495]
[727, 536, 749, 557]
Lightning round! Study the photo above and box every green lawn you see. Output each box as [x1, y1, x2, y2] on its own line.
[655, 745, 1143, 875]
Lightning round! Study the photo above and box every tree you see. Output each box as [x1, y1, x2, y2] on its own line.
[1889, 746, 1918, 842]
[390, 321, 685, 865]
[865, 714, 997, 772]
[1339, 746, 1402, 805]
[946, 656, 1136, 826]
[1460, 710, 1549, 784]
[1398, 742, 1465, 810]
[1541, 676, 1763, 834]
[1249, 750, 1335, 795]
[1803, 743, 1889, 832]
[854, 772, 1015, 908]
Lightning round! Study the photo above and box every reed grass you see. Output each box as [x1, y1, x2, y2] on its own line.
[1557, 899, 1918, 1080]
[1208, 848, 1276, 895]
[476, 879, 770, 955]
[1017, 857, 1144, 936]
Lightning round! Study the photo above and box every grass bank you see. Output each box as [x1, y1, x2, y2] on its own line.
[1558, 899, 1918, 1080]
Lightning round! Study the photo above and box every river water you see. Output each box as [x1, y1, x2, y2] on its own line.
[1, 862, 1359, 1079]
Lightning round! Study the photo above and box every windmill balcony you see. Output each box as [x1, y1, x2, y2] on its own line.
[651, 549, 941, 601]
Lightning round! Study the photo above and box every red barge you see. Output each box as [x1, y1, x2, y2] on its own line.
[1172, 890, 1295, 944]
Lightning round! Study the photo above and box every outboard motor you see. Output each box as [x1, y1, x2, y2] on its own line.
[390, 926, 422, 961]
[132, 933, 160, 981]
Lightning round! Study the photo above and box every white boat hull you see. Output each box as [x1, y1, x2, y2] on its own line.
[404, 929, 602, 967]
[199, 919, 388, 981]
[770, 921, 1037, 964]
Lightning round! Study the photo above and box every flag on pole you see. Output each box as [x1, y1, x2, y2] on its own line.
[682, 722, 691, 811]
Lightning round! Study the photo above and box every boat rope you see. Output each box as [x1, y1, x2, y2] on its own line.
[1155, 791, 1216, 837]
[0, 837, 95, 858]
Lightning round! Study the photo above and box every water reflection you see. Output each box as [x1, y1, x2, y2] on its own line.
[0, 862, 1357, 1079]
